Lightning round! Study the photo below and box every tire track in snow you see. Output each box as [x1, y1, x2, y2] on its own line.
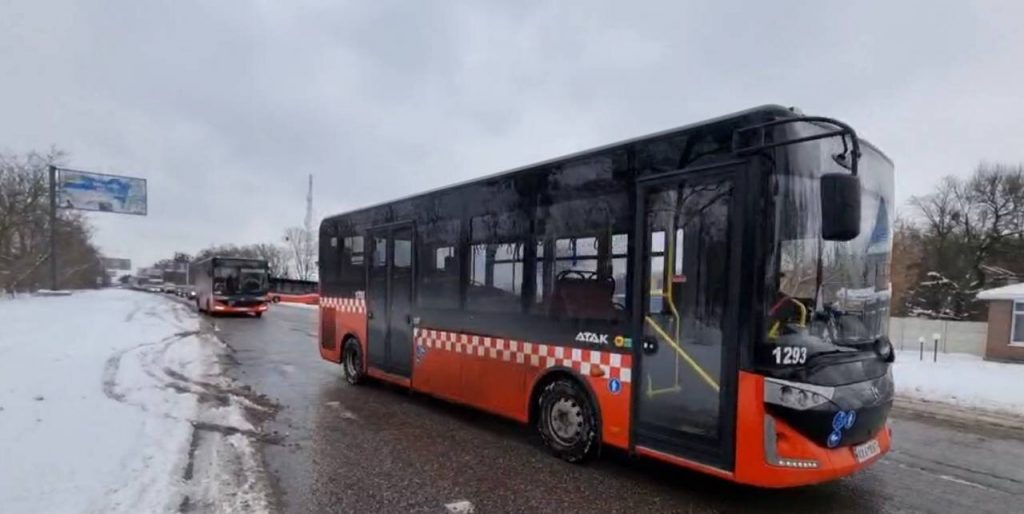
[101, 331, 197, 407]
[102, 295, 276, 513]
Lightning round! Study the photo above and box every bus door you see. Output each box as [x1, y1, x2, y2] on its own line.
[366, 224, 415, 377]
[633, 169, 741, 470]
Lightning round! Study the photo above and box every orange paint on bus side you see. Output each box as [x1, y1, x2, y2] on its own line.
[366, 367, 411, 388]
[579, 374, 631, 449]
[411, 327, 633, 450]
[272, 292, 319, 305]
[635, 446, 735, 480]
[318, 304, 368, 365]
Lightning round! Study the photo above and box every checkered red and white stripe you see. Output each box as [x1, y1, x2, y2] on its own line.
[320, 296, 366, 313]
[415, 328, 632, 383]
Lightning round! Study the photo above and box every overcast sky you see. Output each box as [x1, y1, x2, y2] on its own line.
[2, 1, 1023, 269]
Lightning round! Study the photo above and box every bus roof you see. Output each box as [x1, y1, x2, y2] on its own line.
[323, 104, 793, 223]
[322, 104, 891, 224]
[192, 256, 268, 266]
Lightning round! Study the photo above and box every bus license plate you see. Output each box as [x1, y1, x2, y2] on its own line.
[853, 439, 880, 462]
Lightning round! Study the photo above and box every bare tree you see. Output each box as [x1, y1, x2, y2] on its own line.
[283, 226, 316, 281]
[251, 243, 291, 278]
[0, 149, 104, 292]
[905, 162, 1024, 319]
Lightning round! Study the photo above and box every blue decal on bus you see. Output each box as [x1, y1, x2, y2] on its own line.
[608, 378, 622, 395]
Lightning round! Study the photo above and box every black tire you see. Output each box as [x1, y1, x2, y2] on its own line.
[272, 296, 281, 303]
[342, 339, 365, 385]
[255, 312, 263, 318]
[537, 379, 598, 463]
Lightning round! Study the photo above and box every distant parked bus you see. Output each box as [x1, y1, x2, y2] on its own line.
[268, 277, 319, 304]
[191, 256, 269, 318]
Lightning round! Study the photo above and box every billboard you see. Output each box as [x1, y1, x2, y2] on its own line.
[57, 169, 147, 215]
[101, 257, 132, 271]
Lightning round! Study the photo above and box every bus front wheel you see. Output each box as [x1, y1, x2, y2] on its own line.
[342, 339, 365, 385]
[537, 379, 597, 463]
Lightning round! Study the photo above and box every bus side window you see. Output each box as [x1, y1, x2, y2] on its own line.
[418, 220, 460, 310]
[534, 190, 630, 322]
[339, 235, 365, 288]
[467, 212, 528, 314]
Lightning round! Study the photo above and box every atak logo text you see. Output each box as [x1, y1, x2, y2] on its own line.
[575, 332, 609, 344]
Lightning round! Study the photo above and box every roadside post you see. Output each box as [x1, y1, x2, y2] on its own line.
[919, 336, 925, 361]
[933, 333, 940, 362]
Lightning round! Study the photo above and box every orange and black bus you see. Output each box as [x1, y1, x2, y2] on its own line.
[268, 277, 319, 304]
[317, 105, 895, 487]
[192, 256, 270, 317]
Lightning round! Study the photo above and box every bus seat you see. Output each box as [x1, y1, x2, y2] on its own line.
[551, 274, 617, 320]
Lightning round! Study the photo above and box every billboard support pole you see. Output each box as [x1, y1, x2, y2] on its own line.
[48, 165, 58, 291]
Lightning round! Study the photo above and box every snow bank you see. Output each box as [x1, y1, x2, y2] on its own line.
[0, 289, 273, 513]
[273, 301, 318, 310]
[894, 350, 1024, 417]
[33, 289, 73, 296]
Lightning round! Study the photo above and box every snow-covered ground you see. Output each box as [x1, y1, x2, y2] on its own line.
[894, 350, 1024, 417]
[0, 289, 274, 513]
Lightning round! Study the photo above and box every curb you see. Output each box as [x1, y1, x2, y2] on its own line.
[893, 397, 1024, 430]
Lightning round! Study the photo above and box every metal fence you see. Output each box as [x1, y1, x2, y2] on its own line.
[888, 317, 988, 357]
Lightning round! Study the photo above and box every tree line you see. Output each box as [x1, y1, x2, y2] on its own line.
[894, 162, 1024, 320]
[0, 149, 106, 292]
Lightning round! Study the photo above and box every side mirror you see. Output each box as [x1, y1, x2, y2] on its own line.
[820, 173, 861, 241]
[874, 336, 895, 363]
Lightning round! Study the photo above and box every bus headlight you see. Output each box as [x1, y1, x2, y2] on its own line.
[765, 378, 834, 411]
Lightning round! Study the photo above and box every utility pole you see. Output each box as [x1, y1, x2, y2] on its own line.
[304, 174, 313, 280]
[304, 174, 313, 235]
[48, 165, 58, 290]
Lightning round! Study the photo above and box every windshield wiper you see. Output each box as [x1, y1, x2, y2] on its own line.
[804, 348, 871, 374]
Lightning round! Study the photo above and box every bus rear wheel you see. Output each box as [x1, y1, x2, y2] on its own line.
[537, 379, 597, 463]
[343, 339, 364, 385]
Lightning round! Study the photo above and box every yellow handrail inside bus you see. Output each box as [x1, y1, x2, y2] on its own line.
[644, 316, 720, 393]
[665, 230, 681, 344]
[767, 297, 808, 340]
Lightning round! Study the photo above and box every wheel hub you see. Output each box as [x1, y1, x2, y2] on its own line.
[548, 398, 582, 444]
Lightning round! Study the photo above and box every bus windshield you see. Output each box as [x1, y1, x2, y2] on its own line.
[766, 126, 894, 356]
[214, 266, 269, 295]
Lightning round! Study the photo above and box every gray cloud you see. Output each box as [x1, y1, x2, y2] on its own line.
[2, 0, 1022, 267]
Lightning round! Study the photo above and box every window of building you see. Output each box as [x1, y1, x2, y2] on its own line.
[1012, 301, 1024, 345]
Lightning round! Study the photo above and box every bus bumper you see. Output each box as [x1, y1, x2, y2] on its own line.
[746, 413, 892, 487]
[734, 371, 892, 488]
[212, 303, 268, 314]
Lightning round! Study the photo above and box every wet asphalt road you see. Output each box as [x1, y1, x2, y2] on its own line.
[210, 304, 1024, 514]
